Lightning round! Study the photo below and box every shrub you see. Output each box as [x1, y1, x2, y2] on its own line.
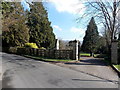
[39, 47, 46, 49]
[24, 43, 38, 49]
[9, 47, 18, 54]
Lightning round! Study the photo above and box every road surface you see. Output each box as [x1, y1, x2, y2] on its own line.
[1, 53, 119, 88]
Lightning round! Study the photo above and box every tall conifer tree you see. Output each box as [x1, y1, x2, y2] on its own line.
[2, 2, 29, 47]
[81, 17, 99, 56]
[27, 2, 55, 49]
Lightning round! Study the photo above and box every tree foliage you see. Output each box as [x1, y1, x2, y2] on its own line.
[2, 2, 56, 49]
[96, 36, 108, 54]
[81, 17, 99, 55]
[2, 2, 29, 47]
[78, 0, 120, 54]
[27, 2, 55, 49]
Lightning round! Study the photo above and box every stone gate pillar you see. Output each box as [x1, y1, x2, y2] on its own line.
[72, 40, 80, 60]
[56, 39, 59, 50]
[111, 40, 118, 64]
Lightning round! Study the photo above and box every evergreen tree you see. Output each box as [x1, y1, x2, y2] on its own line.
[96, 36, 108, 54]
[81, 17, 99, 56]
[27, 2, 55, 49]
[2, 2, 29, 47]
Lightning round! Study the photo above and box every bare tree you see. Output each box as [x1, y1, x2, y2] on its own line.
[57, 38, 69, 50]
[78, 0, 120, 51]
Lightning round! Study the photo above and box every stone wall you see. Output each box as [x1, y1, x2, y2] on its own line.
[54, 50, 73, 59]
[3, 39, 80, 60]
[68, 40, 80, 60]
[17, 48, 73, 60]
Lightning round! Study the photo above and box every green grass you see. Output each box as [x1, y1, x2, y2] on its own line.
[24, 55, 73, 62]
[80, 52, 99, 57]
[113, 65, 120, 71]
[80, 53, 90, 56]
[94, 54, 100, 57]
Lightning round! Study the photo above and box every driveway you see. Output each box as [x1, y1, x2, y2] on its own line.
[1, 52, 119, 88]
[54, 57, 119, 83]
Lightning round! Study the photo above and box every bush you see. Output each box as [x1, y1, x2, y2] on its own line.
[24, 43, 38, 49]
[9, 47, 18, 54]
[39, 47, 46, 49]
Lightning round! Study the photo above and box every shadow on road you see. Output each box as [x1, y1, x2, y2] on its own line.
[64, 58, 108, 66]
[63, 57, 118, 84]
[72, 78, 113, 82]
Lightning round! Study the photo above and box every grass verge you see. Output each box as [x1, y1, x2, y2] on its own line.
[113, 65, 120, 71]
[80, 52, 99, 57]
[24, 55, 73, 62]
[80, 53, 90, 57]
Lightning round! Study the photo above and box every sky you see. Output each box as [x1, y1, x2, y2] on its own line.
[21, 0, 97, 41]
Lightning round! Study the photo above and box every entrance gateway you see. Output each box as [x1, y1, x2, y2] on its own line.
[56, 39, 80, 60]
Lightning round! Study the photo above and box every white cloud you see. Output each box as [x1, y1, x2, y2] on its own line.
[49, 0, 85, 15]
[70, 27, 85, 41]
[53, 25, 62, 31]
[70, 27, 84, 33]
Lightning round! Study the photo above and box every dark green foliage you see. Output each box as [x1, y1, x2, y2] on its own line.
[96, 36, 108, 54]
[2, 23, 29, 47]
[2, 2, 29, 47]
[1, 2, 14, 18]
[2, 2, 55, 50]
[27, 2, 55, 49]
[81, 17, 99, 56]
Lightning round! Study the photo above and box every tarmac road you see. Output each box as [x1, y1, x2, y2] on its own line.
[1, 52, 119, 88]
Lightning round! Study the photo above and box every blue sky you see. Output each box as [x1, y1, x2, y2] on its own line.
[21, 0, 95, 41]
[46, 2, 85, 41]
